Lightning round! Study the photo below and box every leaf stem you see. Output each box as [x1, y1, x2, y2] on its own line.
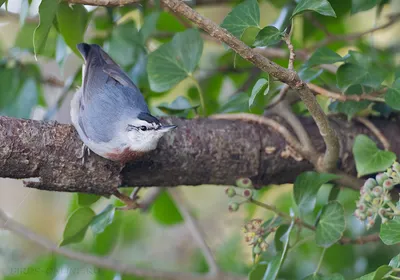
[190, 75, 206, 116]
[313, 247, 327, 276]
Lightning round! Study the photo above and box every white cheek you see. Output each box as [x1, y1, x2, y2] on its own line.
[126, 131, 163, 152]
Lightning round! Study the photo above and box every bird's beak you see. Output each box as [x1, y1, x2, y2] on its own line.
[159, 125, 177, 132]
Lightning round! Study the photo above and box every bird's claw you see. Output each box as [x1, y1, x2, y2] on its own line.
[114, 187, 142, 210]
[77, 144, 90, 165]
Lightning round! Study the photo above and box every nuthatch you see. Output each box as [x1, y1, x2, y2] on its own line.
[70, 43, 176, 163]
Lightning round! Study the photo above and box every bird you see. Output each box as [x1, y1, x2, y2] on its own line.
[70, 43, 176, 164]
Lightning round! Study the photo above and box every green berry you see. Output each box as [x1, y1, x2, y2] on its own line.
[225, 187, 236, 198]
[372, 186, 383, 197]
[363, 193, 372, 202]
[243, 189, 253, 199]
[383, 179, 394, 191]
[228, 202, 240, 212]
[364, 178, 377, 189]
[372, 197, 381, 206]
[376, 173, 389, 185]
[393, 162, 400, 173]
[253, 245, 261, 254]
[236, 178, 253, 189]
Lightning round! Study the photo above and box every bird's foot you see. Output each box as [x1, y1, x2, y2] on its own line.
[114, 187, 142, 210]
[77, 144, 91, 165]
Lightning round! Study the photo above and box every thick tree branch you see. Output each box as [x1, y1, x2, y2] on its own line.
[2, 116, 400, 194]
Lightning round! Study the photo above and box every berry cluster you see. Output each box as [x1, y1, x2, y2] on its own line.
[242, 219, 270, 256]
[225, 178, 254, 212]
[355, 162, 400, 229]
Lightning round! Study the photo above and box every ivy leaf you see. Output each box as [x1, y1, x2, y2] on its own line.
[220, 0, 260, 39]
[351, 0, 380, 14]
[306, 47, 344, 68]
[56, 3, 89, 57]
[380, 218, 400, 245]
[328, 100, 371, 120]
[90, 204, 115, 235]
[151, 191, 183, 225]
[140, 12, 160, 43]
[354, 265, 392, 280]
[336, 63, 386, 91]
[353, 135, 396, 177]
[60, 207, 95, 246]
[147, 29, 203, 92]
[77, 193, 101, 206]
[292, 0, 336, 18]
[315, 201, 345, 247]
[33, 0, 60, 56]
[385, 78, 400, 110]
[389, 253, 400, 268]
[249, 77, 269, 113]
[253, 26, 283, 47]
[262, 220, 295, 280]
[293, 172, 339, 216]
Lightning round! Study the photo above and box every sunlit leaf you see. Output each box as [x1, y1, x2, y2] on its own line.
[353, 135, 396, 177]
[60, 207, 95, 246]
[57, 3, 89, 57]
[33, 0, 60, 56]
[147, 29, 203, 92]
[77, 193, 101, 206]
[292, 0, 336, 18]
[221, 0, 260, 39]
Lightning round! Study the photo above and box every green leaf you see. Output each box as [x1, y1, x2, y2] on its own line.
[33, 0, 60, 56]
[90, 204, 115, 235]
[328, 100, 371, 120]
[147, 29, 203, 92]
[336, 63, 386, 91]
[253, 26, 283, 47]
[249, 77, 269, 110]
[157, 96, 199, 114]
[354, 265, 392, 280]
[385, 78, 400, 110]
[60, 207, 95, 246]
[292, 0, 336, 18]
[92, 211, 122, 256]
[294, 172, 339, 216]
[380, 218, 400, 245]
[77, 193, 101, 206]
[57, 3, 89, 57]
[248, 262, 268, 280]
[303, 274, 345, 280]
[4, 256, 57, 280]
[219, 93, 250, 113]
[353, 135, 396, 177]
[352, 0, 380, 14]
[389, 253, 400, 268]
[262, 220, 295, 280]
[151, 191, 183, 225]
[140, 12, 160, 43]
[220, 0, 260, 39]
[306, 47, 343, 68]
[315, 201, 345, 247]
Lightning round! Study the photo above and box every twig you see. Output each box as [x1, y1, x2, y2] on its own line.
[307, 12, 400, 51]
[168, 189, 219, 276]
[355, 117, 391, 151]
[140, 187, 163, 211]
[0, 208, 244, 280]
[267, 84, 290, 108]
[314, 247, 327, 275]
[270, 99, 318, 164]
[339, 234, 380, 245]
[210, 113, 313, 161]
[283, 34, 295, 70]
[307, 83, 385, 103]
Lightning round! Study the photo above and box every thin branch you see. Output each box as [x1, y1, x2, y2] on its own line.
[283, 34, 295, 71]
[355, 117, 391, 151]
[307, 83, 385, 103]
[269, 99, 318, 164]
[140, 188, 163, 211]
[307, 12, 400, 51]
[0, 208, 244, 280]
[160, 0, 339, 172]
[267, 84, 290, 108]
[168, 189, 219, 276]
[339, 234, 380, 245]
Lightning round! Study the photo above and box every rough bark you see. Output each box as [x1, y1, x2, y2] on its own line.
[1, 116, 399, 195]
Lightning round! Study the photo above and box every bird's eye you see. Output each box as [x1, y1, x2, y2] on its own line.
[140, 126, 147, 131]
